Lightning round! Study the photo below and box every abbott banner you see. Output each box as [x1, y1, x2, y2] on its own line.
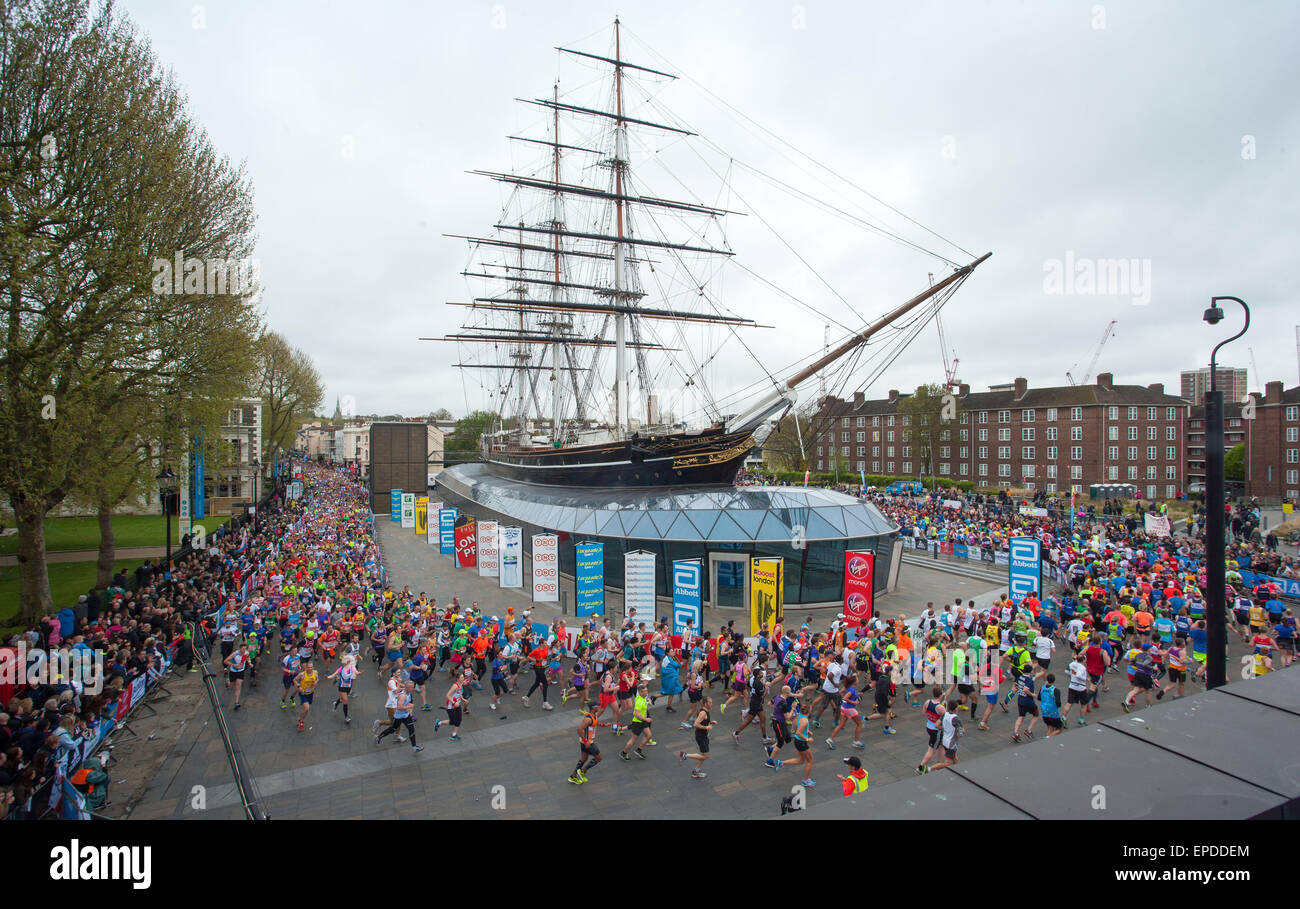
[531, 534, 559, 602]
[1008, 536, 1043, 605]
[414, 497, 428, 537]
[623, 550, 657, 626]
[672, 559, 702, 637]
[749, 557, 783, 636]
[400, 493, 415, 528]
[426, 501, 442, 545]
[454, 516, 477, 568]
[575, 542, 605, 617]
[499, 526, 523, 588]
[843, 550, 875, 627]
[478, 520, 499, 577]
[438, 507, 457, 556]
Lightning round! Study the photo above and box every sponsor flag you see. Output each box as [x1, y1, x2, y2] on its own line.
[575, 542, 605, 616]
[454, 517, 477, 568]
[623, 551, 657, 626]
[749, 557, 783, 635]
[438, 508, 457, 556]
[414, 497, 428, 536]
[499, 527, 523, 588]
[843, 550, 874, 627]
[671, 559, 702, 637]
[531, 534, 559, 601]
[478, 520, 499, 576]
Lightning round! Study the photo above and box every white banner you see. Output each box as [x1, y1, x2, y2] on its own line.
[623, 550, 657, 627]
[478, 520, 499, 576]
[400, 493, 415, 528]
[499, 526, 523, 589]
[943, 499, 963, 510]
[531, 534, 559, 602]
[1144, 513, 1172, 538]
[1019, 506, 1048, 517]
[427, 501, 442, 545]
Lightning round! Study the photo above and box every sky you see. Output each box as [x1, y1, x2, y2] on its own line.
[117, 0, 1300, 421]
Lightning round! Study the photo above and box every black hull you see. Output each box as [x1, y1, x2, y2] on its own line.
[484, 429, 753, 488]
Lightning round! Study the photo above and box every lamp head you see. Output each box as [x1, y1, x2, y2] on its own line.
[1203, 305, 1224, 326]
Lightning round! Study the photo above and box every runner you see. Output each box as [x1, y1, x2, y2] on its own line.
[521, 637, 553, 710]
[375, 680, 423, 751]
[678, 695, 716, 779]
[788, 699, 816, 788]
[1039, 673, 1064, 737]
[916, 686, 946, 773]
[568, 706, 602, 785]
[223, 641, 251, 710]
[292, 657, 319, 733]
[433, 675, 465, 741]
[328, 654, 362, 723]
[925, 700, 963, 770]
[620, 683, 656, 761]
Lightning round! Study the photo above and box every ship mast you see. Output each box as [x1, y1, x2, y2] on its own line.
[612, 17, 630, 435]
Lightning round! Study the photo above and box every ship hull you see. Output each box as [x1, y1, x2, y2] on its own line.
[484, 428, 754, 488]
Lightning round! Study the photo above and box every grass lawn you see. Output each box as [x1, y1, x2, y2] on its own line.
[0, 512, 230, 556]
[0, 559, 140, 636]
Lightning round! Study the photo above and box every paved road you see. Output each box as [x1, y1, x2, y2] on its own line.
[119, 522, 1261, 820]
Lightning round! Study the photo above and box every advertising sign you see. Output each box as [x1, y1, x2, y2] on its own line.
[671, 559, 702, 637]
[499, 526, 523, 588]
[749, 557, 783, 635]
[623, 550, 657, 626]
[575, 542, 605, 617]
[454, 517, 477, 568]
[478, 520, 500, 577]
[400, 493, 415, 528]
[1008, 536, 1043, 605]
[531, 534, 559, 602]
[427, 501, 442, 545]
[843, 550, 875, 627]
[438, 507, 457, 556]
[194, 450, 205, 520]
[414, 497, 428, 537]
[389, 489, 402, 520]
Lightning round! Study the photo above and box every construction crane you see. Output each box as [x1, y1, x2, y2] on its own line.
[1248, 347, 1261, 394]
[930, 273, 960, 391]
[1066, 319, 1117, 385]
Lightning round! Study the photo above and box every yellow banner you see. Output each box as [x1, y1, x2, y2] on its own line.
[749, 557, 783, 635]
[414, 498, 428, 536]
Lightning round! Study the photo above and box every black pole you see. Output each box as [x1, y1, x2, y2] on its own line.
[1203, 295, 1249, 691]
[1204, 386, 1226, 690]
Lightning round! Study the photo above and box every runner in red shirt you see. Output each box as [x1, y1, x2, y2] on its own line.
[522, 642, 553, 710]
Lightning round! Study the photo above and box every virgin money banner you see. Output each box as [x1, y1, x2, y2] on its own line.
[531, 533, 559, 602]
[843, 550, 875, 627]
[478, 520, 499, 577]
[499, 526, 523, 588]
[454, 517, 477, 568]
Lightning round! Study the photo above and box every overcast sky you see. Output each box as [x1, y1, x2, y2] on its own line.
[119, 0, 1300, 420]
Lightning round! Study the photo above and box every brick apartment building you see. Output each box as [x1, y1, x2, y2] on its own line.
[1189, 381, 1300, 504]
[811, 373, 1190, 499]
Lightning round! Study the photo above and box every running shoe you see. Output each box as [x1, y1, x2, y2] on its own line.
[853, 740, 865, 749]
[680, 722, 692, 730]
[765, 744, 774, 756]
[449, 733, 461, 741]
[1011, 733, 1021, 743]
[646, 739, 656, 746]
[1121, 701, 1131, 713]
[542, 702, 553, 710]
[333, 700, 339, 712]
[635, 749, 647, 760]
[765, 758, 776, 768]
[421, 704, 433, 711]
[665, 706, 676, 713]
[433, 719, 443, 732]
[691, 770, 707, 779]
[882, 727, 896, 735]
[345, 717, 351, 724]
[915, 765, 927, 775]
[577, 769, 587, 782]
[774, 759, 784, 770]
[521, 695, 530, 707]
[561, 693, 569, 705]
[812, 719, 821, 728]
[297, 721, 304, 732]
[413, 745, 424, 752]
[567, 774, 584, 785]
[801, 778, 816, 787]
[719, 703, 726, 715]
[732, 732, 741, 746]
[620, 751, 631, 762]
[374, 735, 381, 745]
[678, 750, 687, 763]
[1077, 718, 1088, 726]
[825, 737, 835, 750]
[762, 737, 775, 745]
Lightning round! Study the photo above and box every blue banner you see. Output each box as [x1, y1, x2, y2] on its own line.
[439, 507, 457, 555]
[1236, 570, 1300, 600]
[575, 542, 605, 617]
[1008, 536, 1042, 605]
[193, 444, 205, 520]
[953, 543, 969, 560]
[390, 489, 402, 520]
[672, 558, 703, 637]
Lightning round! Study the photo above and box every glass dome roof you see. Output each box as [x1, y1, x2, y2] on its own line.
[434, 464, 900, 543]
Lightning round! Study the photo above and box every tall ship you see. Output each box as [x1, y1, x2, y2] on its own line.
[430, 20, 989, 489]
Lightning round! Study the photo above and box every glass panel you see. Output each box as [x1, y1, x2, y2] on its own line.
[593, 510, 623, 535]
[840, 509, 873, 537]
[713, 557, 747, 609]
[574, 511, 599, 535]
[709, 511, 749, 542]
[726, 508, 766, 539]
[810, 507, 846, 535]
[684, 509, 721, 538]
[755, 511, 793, 541]
[646, 509, 676, 536]
[803, 512, 841, 541]
[664, 513, 704, 540]
[625, 513, 659, 540]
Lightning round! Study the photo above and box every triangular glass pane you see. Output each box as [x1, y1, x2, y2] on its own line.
[812, 508, 846, 535]
[647, 510, 676, 535]
[755, 511, 792, 541]
[840, 510, 872, 537]
[626, 513, 659, 540]
[594, 511, 622, 534]
[804, 512, 840, 540]
[685, 509, 721, 538]
[575, 511, 599, 535]
[726, 509, 766, 538]
[665, 513, 704, 540]
[709, 511, 749, 542]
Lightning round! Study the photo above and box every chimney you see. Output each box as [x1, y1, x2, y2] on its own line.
[853, 390, 865, 408]
[958, 383, 970, 397]
[1147, 382, 1163, 395]
[888, 389, 899, 404]
[1095, 372, 1113, 389]
[1013, 377, 1027, 399]
[1265, 380, 1284, 404]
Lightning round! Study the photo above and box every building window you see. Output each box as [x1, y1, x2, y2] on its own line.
[998, 410, 1010, 423]
[872, 461, 880, 472]
[939, 463, 951, 475]
[1108, 445, 1119, 460]
[1128, 426, 1138, 441]
[960, 412, 970, 425]
[998, 446, 1010, 460]
[1143, 426, 1155, 441]
[1286, 469, 1298, 484]
[1070, 406, 1083, 421]
[872, 446, 880, 457]
[856, 461, 865, 472]
[873, 430, 881, 442]
[887, 462, 895, 472]
[842, 417, 849, 427]
[1167, 407, 1177, 421]
[1165, 484, 1176, 498]
[856, 446, 865, 456]
[940, 430, 951, 441]
[1108, 466, 1119, 480]
[817, 460, 824, 470]
[1047, 482, 1057, 493]
[960, 429, 969, 441]
[959, 463, 969, 475]
[978, 446, 988, 459]
[1023, 409, 1035, 422]
[1046, 427, 1057, 441]
[1144, 445, 1156, 460]
[856, 416, 865, 427]
[998, 464, 1011, 477]
[1127, 446, 1137, 461]
[1047, 446, 1057, 459]
[1166, 446, 1176, 461]
[1108, 426, 1118, 441]
[887, 431, 895, 442]
[901, 415, 911, 426]
[1108, 406, 1119, 420]
[1166, 466, 1177, 479]
[978, 411, 988, 424]
[903, 461, 912, 473]
[887, 447, 895, 458]
[940, 446, 951, 458]
[1128, 406, 1138, 420]
[841, 446, 849, 457]
[1070, 426, 1082, 441]
[1022, 428, 1035, 441]
[1023, 465, 1035, 478]
[1070, 446, 1082, 460]
[1146, 466, 1157, 479]
[817, 447, 823, 457]
[1286, 427, 1299, 443]
[902, 446, 912, 457]
[1147, 406, 1157, 421]
[887, 415, 894, 426]
[1286, 406, 1299, 421]
[979, 428, 988, 442]
[1146, 484, 1156, 499]
[1047, 408, 1057, 422]
[872, 416, 880, 426]
[1022, 447, 1035, 459]
[1286, 449, 1299, 464]
[960, 446, 969, 458]
[841, 432, 849, 442]
[1167, 426, 1177, 440]
[978, 464, 988, 476]
[1071, 466, 1082, 480]
[1127, 466, 1138, 480]
[1047, 465, 1057, 478]
[998, 428, 1011, 442]
[856, 431, 865, 442]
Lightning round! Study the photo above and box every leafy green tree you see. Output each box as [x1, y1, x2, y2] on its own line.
[896, 383, 959, 481]
[445, 410, 498, 461]
[1225, 442, 1245, 482]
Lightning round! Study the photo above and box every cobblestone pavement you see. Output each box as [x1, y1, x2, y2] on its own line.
[122, 520, 1262, 820]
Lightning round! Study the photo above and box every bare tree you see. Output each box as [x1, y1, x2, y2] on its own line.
[258, 331, 324, 468]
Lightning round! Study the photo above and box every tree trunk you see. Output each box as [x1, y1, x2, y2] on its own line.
[96, 504, 116, 589]
[15, 497, 54, 625]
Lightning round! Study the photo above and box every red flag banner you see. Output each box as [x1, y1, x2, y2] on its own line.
[454, 519, 477, 568]
[843, 550, 875, 627]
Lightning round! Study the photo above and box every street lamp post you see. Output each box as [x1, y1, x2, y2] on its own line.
[156, 467, 178, 587]
[1203, 295, 1249, 690]
[251, 458, 261, 530]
